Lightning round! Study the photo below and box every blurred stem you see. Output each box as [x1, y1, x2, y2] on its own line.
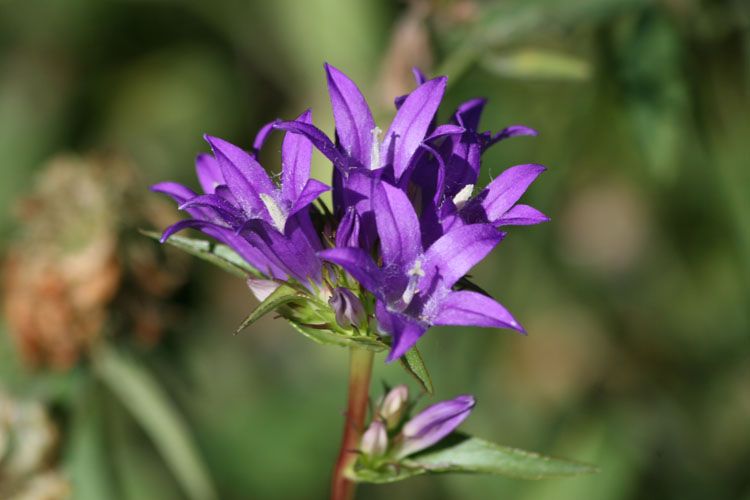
[331, 347, 374, 500]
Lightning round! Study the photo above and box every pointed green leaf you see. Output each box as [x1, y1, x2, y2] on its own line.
[140, 229, 261, 278]
[349, 434, 597, 484]
[235, 284, 302, 334]
[400, 347, 434, 394]
[286, 320, 388, 352]
[93, 345, 217, 500]
[412, 435, 598, 479]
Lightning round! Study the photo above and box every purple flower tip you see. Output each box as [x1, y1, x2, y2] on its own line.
[395, 394, 476, 458]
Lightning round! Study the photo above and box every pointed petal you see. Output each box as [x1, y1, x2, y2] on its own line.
[381, 76, 447, 179]
[159, 219, 223, 243]
[453, 98, 486, 130]
[178, 194, 244, 224]
[252, 121, 276, 155]
[150, 182, 197, 205]
[425, 124, 465, 142]
[421, 224, 505, 290]
[204, 135, 274, 215]
[288, 178, 330, 217]
[496, 204, 549, 226]
[318, 247, 382, 295]
[433, 290, 524, 331]
[195, 154, 223, 194]
[335, 207, 361, 248]
[325, 63, 375, 168]
[486, 125, 538, 149]
[375, 301, 427, 362]
[281, 109, 313, 202]
[273, 120, 350, 172]
[373, 181, 422, 270]
[480, 164, 546, 222]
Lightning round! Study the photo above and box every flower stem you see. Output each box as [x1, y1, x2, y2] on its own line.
[331, 347, 374, 500]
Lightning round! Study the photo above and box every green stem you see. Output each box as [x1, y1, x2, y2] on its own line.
[331, 347, 374, 500]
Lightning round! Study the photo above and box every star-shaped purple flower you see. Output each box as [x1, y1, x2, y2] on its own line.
[320, 181, 524, 361]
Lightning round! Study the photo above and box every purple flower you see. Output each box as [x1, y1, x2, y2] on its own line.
[274, 64, 453, 249]
[152, 110, 329, 286]
[320, 181, 524, 361]
[395, 394, 475, 458]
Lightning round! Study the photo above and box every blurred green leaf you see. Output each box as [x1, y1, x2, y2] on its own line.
[400, 346, 434, 394]
[235, 285, 302, 334]
[93, 345, 217, 500]
[141, 229, 261, 278]
[351, 434, 597, 484]
[480, 49, 590, 81]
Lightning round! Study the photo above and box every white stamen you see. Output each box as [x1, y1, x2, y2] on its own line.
[370, 126, 382, 169]
[452, 184, 474, 210]
[260, 193, 287, 232]
[401, 259, 425, 306]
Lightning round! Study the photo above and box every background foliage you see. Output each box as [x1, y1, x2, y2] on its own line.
[1, 0, 748, 498]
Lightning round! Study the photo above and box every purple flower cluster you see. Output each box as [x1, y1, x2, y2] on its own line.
[153, 64, 547, 361]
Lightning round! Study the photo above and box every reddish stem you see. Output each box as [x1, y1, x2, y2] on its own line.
[331, 347, 374, 500]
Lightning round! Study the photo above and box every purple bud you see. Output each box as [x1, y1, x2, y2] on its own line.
[395, 395, 475, 458]
[360, 419, 388, 457]
[329, 287, 366, 328]
[335, 207, 361, 248]
[378, 385, 409, 429]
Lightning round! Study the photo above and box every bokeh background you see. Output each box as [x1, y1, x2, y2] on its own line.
[1, 0, 749, 499]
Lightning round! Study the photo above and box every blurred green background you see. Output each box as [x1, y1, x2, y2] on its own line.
[1, 0, 749, 499]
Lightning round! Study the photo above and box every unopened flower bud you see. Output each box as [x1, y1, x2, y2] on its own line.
[360, 419, 388, 457]
[378, 385, 409, 429]
[329, 288, 366, 329]
[395, 394, 475, 458]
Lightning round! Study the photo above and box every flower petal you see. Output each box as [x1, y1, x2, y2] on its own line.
[373, 181, 422, 270]
[495, 203, 549, 226]
[274, 120, 351, 172]
[325, 63, 375, 168]
[485, 125, 538, 149]
[375, 301, 427, 362]
[453, 98, 486, 130]
[480, 164, 546, 222]
[288, 178, 330, 218]
[421, 224, 505, 290]
[381, 76, 447, 180]
[318, 247, 383, 295]
[433, 290, 524, 331]
[195, 154, 223, 194]
[150, 181, 197, 205]
[252, 120, 276, 155]
[204, 135, 274, 215]
[281, 109, 313, 203]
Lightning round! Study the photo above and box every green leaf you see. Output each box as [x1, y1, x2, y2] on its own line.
[480, 49, 590, 81]
[93, 345, 217, 500]
[287, 320, 388, 352]
[140, 229, 261, 278]
[350, 434, 597, 484]
[235, 284, 302, 334]
[400, 346, 434, 394]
